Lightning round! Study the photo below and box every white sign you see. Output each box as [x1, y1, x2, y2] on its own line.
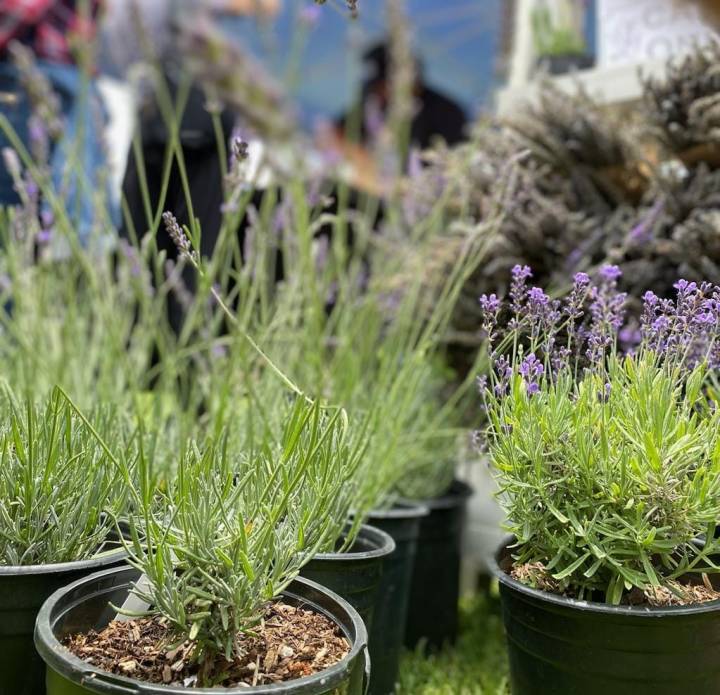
[598, 0, 718, 67]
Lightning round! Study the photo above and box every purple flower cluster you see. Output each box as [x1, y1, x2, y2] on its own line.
[492, 354, 513, 396]
[476, 264, 720, 401]
[479, 292, 500, 342]
[586, 265, 627, 364]
[510, 264, 533, 313]
[519, 353, 544, 394]
[641, 280, 720, 367]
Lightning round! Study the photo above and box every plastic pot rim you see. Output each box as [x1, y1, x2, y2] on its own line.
[35, 566, 369, 695]
[312, 523, 396, 562]
[490, 536, 720, 618]
[409, 479, 474, 512]
[0, 547, 127, 576]
[368, 501, 430, 521]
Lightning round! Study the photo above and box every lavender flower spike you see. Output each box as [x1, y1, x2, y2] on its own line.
[510, 264, 533, 313]
[519, 353, 544, 394]
[162, 211, 192, 258]
[599, 265, 622, 282]
[573, 272, 590, 288]
[479, 293, 500, 314]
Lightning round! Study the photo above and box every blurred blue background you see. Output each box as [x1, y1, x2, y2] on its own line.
[221, 0, 505, 128]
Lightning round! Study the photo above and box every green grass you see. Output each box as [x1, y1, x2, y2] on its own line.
[398, 590, 510, 695]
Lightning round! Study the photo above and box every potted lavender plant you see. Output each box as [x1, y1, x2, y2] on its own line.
[478, 266, 720, 694]
[0, 388, 130, 695]
[35, 397, 370, 693]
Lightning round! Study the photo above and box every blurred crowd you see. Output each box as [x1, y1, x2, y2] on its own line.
[0, 0, 471, 248]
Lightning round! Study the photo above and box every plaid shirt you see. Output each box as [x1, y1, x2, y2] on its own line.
[0, 0, 101, 63]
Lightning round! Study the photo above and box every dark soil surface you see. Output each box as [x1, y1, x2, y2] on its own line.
[64, 602, 349, 688]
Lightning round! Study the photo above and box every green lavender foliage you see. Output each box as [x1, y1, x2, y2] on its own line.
[123, 397, 361, 680]
[0, 388, 129, 565]
[484, 355, 720, 603]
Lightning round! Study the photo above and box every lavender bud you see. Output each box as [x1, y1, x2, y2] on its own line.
[162, 211, 192, 258]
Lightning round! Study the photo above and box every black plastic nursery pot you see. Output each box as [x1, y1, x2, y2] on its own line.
[491, 540, 720, 695]
[35, 566, 370, 695]
[0, 546, 127, 695]
[366, 502, 428, 695]
[404, 479, 473, 651]
[300, 524, 395, 636]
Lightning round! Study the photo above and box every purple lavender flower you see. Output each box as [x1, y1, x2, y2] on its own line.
[510, 264, 533, 313]
[563, 272, 592, 341]
[527, 287, 549, 306]
[479, 293, 501, 344]
[493, 354, 513, 396]
[628, 199, 664, 245]
[674, 279, 697, 295]
[36, 228, 52, 244]
[598, 382, 612, 402]
[619, 325, 641, 350]
[479, 293, 500, 314]
[643, 291, 659, 307]
[573, 272, 590, 288]
[512, 264, 533, 282]
[519, 353, 544, 394]
[551, 345, 571, 372]
[585, 264, 627, 362]
[313, 235, 330, 273]
[599, 264, 622, 282]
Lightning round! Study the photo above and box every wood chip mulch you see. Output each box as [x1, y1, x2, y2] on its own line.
[63, 602, 349, 688]
[643, 576, 720, 607]
[510, 561, 720, 607]
[510, 562, 561, 593]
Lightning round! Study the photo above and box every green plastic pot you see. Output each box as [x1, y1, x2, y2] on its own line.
[35, 566, 370, 695]
[491, 538, 720, 694]
[0, 545, 127, 695]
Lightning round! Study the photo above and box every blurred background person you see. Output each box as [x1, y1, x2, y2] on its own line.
[103, 0, 280, 333]
[0, 0, 109, 242]
[338, 40, 469, 151]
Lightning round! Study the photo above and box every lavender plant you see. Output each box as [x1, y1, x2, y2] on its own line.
[0, 387, 130, 566]
[122, 397, 362, 685]
[478, 266, 720, 603]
